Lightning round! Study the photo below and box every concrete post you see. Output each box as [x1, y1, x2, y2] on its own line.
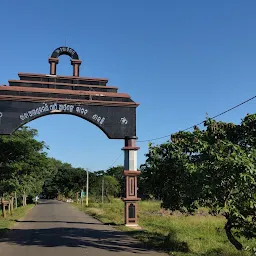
[10, 197, 14, 215]
[3, 204, 6, 218]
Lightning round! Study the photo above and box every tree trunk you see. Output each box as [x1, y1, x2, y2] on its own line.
[22, 194, 26, 206]
[1, 198, 6, 218]
[224, 218, 243, 250]
[1, 198, 5, 217]
[105, 189, 111, 202]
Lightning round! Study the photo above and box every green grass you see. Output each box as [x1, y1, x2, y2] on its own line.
[73, 199, 256, 256]
[0, 204, 34, 237]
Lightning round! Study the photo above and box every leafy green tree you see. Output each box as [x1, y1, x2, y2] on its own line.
[102, 175, 120, 201]
[105, 166, 124, 197]
[0, 126, 51, 204]
[142, 113, 256, 250]
[42, 161, 89, 200]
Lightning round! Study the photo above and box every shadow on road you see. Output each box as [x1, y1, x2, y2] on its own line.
[16, 220, 123, 227]
[0, 227, 158, 254]
[15, 220, 106, 225]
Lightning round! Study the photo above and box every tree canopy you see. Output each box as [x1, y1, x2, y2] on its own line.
[140, 113, 256, 250]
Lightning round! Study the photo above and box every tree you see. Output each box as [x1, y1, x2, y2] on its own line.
[102, 175, 120, 201]
[41, 160, 89, 200]
[105, 166, 124, 197]
[142, 113, 256, 250]
[0, 126, 51, 204]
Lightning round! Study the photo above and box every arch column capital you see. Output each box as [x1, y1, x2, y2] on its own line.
[48, 57, 59, 64]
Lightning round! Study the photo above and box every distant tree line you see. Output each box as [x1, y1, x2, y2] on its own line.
[0, 126, 122, 208]
[42, 164, 123, 202]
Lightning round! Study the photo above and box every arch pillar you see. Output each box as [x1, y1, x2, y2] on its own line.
[71, 59, 82, 77]
[122, 136, 140, 227]
[48, 58, 59, 75]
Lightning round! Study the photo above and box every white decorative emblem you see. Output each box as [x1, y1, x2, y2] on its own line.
[120, 117, 128, 125]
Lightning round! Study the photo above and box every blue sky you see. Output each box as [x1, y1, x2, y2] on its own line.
[0, 0, 255, 171]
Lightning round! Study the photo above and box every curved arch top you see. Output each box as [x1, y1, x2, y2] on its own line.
[51, 46, 79, 60]
[0, 101, 136, 139]
[12, 111, 112, 139]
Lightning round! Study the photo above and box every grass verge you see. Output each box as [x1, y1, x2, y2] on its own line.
[0, 204, 34, 237]
[73, 199, 255, 256]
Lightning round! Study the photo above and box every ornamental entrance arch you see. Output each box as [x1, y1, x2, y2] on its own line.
[0, 46, 140, 227]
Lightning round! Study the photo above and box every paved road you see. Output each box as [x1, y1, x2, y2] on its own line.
[0, 200, 167, 256]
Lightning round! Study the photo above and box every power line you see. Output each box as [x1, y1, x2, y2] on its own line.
[137, 95, 256, 143]
[106, 95, 255, 167]
[107, 152, 122, 169]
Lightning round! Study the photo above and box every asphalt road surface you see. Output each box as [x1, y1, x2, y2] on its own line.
[0, 200, 167, 256]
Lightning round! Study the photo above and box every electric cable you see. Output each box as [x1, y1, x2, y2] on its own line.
[137, 95, 256, 143]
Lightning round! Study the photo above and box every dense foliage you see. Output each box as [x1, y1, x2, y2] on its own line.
[42, 166, 122, 201]
[0, 127, 55, 205]
[140, 113, 256, 250]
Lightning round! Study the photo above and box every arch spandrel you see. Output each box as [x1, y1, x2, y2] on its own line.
[0, 101, 136, 139]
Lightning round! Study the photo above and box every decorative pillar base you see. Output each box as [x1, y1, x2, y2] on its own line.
[125, 224, 139, 227]
[125, 224, 142, 230]
[123, 198, 141, 226]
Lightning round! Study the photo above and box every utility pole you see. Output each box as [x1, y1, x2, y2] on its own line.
[102, 176, 104, 204]
[86, 169, 89, 206]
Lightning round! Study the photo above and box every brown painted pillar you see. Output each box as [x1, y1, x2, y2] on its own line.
[71, 59, 82, 77]
[48, 58, 59, 75]
[122, 136, 140, 227]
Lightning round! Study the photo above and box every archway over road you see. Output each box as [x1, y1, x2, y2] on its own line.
[0, 46, 140, 227]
